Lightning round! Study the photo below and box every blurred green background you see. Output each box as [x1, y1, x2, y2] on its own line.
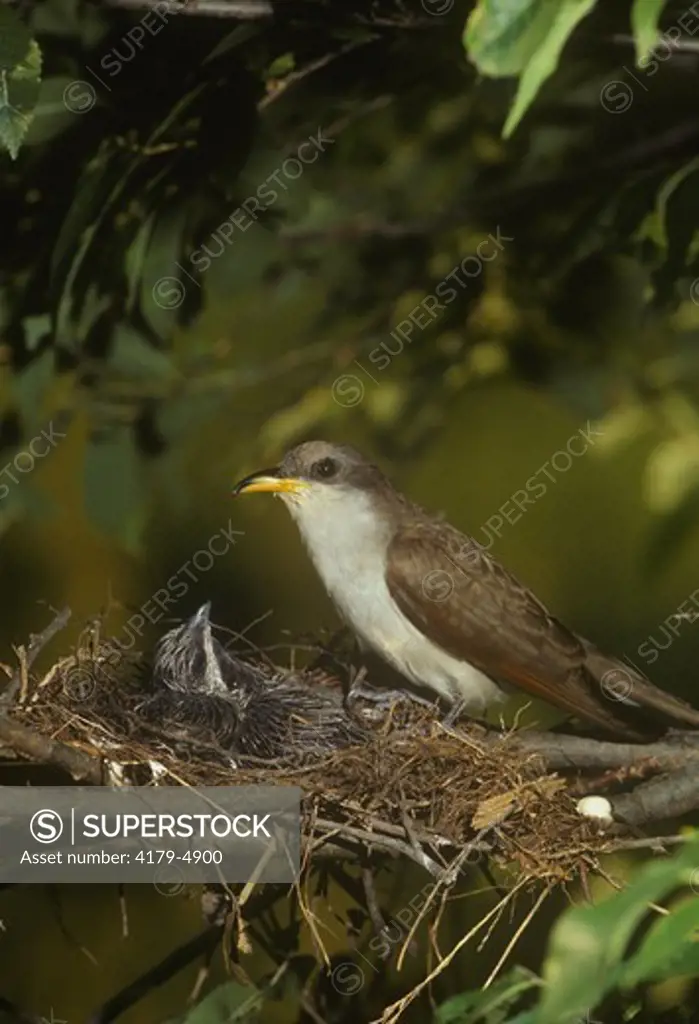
[3, 0, 699, 1021]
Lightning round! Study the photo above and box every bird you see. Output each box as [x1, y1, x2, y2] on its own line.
[232, 440, 699, 742]
[150, 602, 369, 760]
[153, 601, 260, 700]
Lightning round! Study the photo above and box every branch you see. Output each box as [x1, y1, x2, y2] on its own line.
[610, 765, 699, 827]
[0, 715, 103, 783]
[503, 728, 699, 772]
[279, 119, 699, 242]
[0, 996, 43, 1024]
[102, 0, 274, 17]
[310, 817, 465, 878]
[0, 606, 71, 705]
[87, 924, 225, 1024]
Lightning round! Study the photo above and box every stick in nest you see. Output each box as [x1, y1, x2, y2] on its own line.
[0, 606, 72, 706]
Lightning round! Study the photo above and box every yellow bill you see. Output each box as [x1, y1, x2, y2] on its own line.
[232, 471, 308, 496]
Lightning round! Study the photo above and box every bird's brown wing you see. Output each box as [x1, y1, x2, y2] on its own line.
[385, 519, 698, 738]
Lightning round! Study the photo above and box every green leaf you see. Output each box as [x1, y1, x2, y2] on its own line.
[465, 0, 550, 77]
[51, 138, 120, 283]
[202, 23, 261, 65]
[0, 7, 33, 69]
[124, 213, 158, 314]
[503, 0, 597, 137]
[53, 79, 207, 346]
[180, 981, 261, 1023]
[0, 9, 42, 159]
[435, 966, 539, 1022]
[464, 0, 598, 138]
[532, 839, 699, 1024]
[265, 52, 296, 80]
[620, 898, 699, 987]
[139, 207, 193, 339]
[631, 0, 667, 65]
[24, 76, 81, 146]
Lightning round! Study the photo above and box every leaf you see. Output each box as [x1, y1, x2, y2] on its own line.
[532, 839, 699, 1024]
[22, 314, 52, 353]
[651, 159, 699, 300]
[180, 981, 261, 1023]
[435, 967, 539, 1023]
[464, 0, 598, 138]
[631, 0, 667, 65]
[265, 52, 296, 80]
[24, 75, 82, 146]
[124, 213, 157, 314]
[0, 6, 33, 69]
[465, 0, 548, 77]
[51, 138, 120, 282]
[139, 207, 192, 340]
[53, 79, 208, 347]
[202, 23, 261, 65]
[503, 0, 597, 137]
[0, 9, 42, 159]
[472, 792, 516, 829]
[620, 898, 699, 987]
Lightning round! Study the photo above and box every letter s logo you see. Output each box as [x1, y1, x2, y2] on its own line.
[30, 809, 64, 843]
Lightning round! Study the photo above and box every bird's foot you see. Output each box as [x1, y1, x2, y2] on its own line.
[442, 698, 468, 728]
[440, 699, 490, 731]
[346, 676, 436, 714]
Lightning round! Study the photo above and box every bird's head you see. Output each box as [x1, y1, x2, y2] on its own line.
[232, 441, 387, 510]
[153, 602, 229, 697]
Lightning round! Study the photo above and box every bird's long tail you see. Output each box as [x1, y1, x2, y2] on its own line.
[583, 644, 699, 731]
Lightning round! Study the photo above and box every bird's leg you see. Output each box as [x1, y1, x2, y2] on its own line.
[442, 698, 470, 727]
[442, 696, 487, 729]
[440, 698, 493, 732]
[346, 672, 436, 712]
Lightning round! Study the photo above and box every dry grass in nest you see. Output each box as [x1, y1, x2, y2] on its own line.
[6, 640, 609, 887]
[3, 613, 694, 1024]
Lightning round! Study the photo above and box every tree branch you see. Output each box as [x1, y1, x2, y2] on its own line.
[102, 0, 274, 17]
[503, 728, 699, 772]
[610, 765, 699, 827]
[0, 715, 103, 783]
[87, 924, 225, 1024]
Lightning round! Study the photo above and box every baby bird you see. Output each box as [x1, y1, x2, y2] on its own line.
[150, 603, 368, 761]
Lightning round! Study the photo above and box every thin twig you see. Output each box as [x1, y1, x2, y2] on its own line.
[482, 884, 553, 989]
[1, 606, 72, 705]
[377, 880, 528, 1024]
[312, 818, 452, 878]
[362, 866, 388, 936]
[103, 0, 274, 17]
[87, 925, 225, 1024]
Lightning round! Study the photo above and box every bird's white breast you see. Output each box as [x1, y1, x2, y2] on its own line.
[281, 485, 505, 712]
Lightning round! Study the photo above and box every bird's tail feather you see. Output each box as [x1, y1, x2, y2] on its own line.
[583, 645, 699, 730]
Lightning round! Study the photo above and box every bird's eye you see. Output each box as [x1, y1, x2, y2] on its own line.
[312, 457, 338, 480]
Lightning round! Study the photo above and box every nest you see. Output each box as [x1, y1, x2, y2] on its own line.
[4, 612, 698, 1024]
[5, 636, 617, 886]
